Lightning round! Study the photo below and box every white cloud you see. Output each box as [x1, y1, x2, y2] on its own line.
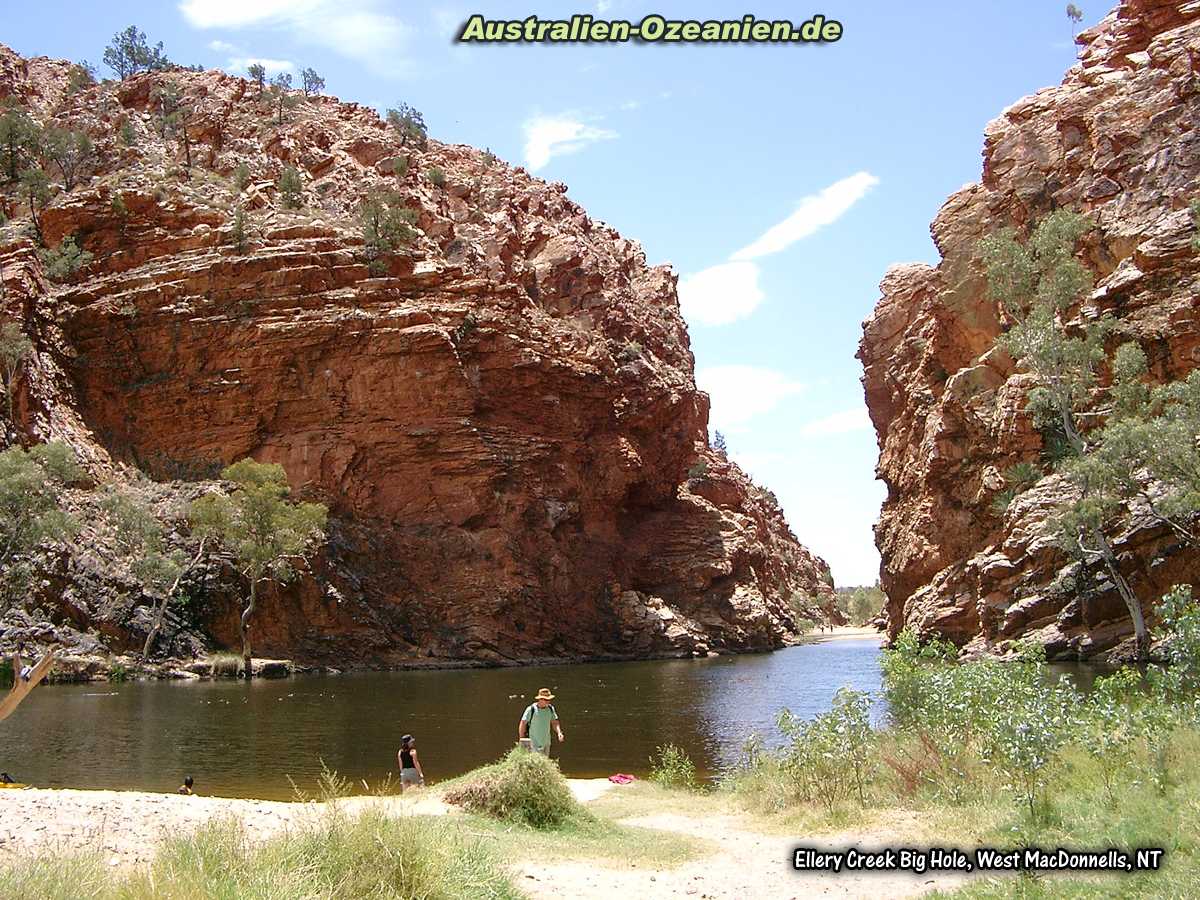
[207, 39, 238, 53]
[596, 0, 612, 11]
[678, 261, 763, 327]
[227, 56, 295, 75]
[179, 0, 413, 76]
[800, 407, 873, 436]
[696, 365, 806, 431]
[619, 99, 641, 111]
[730, 171, 879, 261]
[522, 113, 617, 172]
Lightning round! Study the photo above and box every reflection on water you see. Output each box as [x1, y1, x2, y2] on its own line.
[0, 639, 884, 799]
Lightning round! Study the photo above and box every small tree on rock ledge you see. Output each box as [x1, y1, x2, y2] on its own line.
[189, 459, 326, 677]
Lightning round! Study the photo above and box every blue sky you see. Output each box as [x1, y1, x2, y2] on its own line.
[5, 1, 1096, 586]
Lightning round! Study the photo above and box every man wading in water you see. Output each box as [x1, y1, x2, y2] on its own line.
[518, 688, 565, 755]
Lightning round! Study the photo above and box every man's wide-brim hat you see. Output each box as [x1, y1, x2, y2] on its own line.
[535, 688, 555, 701]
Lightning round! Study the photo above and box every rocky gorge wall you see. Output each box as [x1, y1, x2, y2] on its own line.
[859, 0, 1200, 661]
[0, 45, 836, 670]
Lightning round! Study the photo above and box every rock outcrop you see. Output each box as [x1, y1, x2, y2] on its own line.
[0, 45, 834, 668]
[859, 0, 1200, 661]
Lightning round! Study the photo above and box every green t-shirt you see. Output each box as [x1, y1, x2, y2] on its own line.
[522, 703, 558, 749]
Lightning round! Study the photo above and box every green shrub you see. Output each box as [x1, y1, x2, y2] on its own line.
[277, 165, 302, 209]
[209, 652, 243, 677]
[427, 166, 446, 187]
[648, 743, 699, 790]
[777, 687, 874, 810]
[233, 162, 250, 192]
[443, 746, 584, 829]
[617, 339, 643, 363]
[39, 236, 93, 280]
[386, 103, 427, 148]
[392, 156, 408, 178]
[229, 207, 249, 253]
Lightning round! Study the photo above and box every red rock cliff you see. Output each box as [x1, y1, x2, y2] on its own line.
[859, 0, 1200, 661]
[0, 45, 834, 667]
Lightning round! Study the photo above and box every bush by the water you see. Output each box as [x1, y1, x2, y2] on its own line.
[443, 746, 584, 829]
[0, 807, 520, 899]
[726, 585, 1200, 843]
[648, 743, 699, 790]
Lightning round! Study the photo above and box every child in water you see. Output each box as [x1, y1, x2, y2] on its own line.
[397, 734, 425, 790]
[177, 775, 195, 795]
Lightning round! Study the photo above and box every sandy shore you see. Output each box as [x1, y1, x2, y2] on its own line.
[804, 625, 885, 644]
[0, 779, 983, 898]
[0, 780, 606, 867]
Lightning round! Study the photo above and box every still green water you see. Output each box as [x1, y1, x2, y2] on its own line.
[0, 639, 885, 799]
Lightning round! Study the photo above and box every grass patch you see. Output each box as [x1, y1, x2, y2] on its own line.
[443, 747, 583, 829]
[208, 652, 243, 677]
[0, 808, 520, 899]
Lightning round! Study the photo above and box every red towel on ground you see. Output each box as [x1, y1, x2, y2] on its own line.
[608, 773, 636, 784]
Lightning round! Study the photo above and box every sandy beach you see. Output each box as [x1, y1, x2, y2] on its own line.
[0, 779, 980, 898]
[804, 625, 885, 644]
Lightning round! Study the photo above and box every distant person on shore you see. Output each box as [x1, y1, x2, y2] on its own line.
[397, 734, 425, 790]
[177, 776, 194, 795]
[518, 688, 564, 755]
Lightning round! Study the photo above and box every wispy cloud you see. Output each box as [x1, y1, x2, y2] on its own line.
[179, 0, 414, 76]
[696, 365, 806, 431]
[226, 56, 295, 75]
[680, 171, 878, 329]
[800, 407, 872, 436]
[731, 171, 879, 261]
[678, 261, 763, 327]
[207, 39, 238, 53]
[522, 113, 617, 172]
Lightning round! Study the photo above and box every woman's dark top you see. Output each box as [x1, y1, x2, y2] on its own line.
[400, 748, 415, 768]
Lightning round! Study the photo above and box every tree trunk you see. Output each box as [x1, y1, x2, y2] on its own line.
[241, 576, 257, 678]
[141, 539, 207, 663]
[1093, 528, 1148, 660]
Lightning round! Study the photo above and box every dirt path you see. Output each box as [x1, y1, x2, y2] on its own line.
[514, 806, 976, 899]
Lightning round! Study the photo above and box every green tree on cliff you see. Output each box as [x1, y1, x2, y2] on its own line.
[300, 67, 325, 97]
[0, 323, 33, 431]
[100, 486, 209, 661]
[41, 127, 96, 191]
[359, 192, 418, 274]
[980, 210, 1200, 659]
[0, 101, 40, 183]
[1066, 4, 1084, 38]
[387, 103, 427, 149]
[189, 460, 326, 676]
[247, 63, 267, 97]
[270, 72, 297, 124]
[103, 25, 170, 80]
[18, 166, 52, 243]
[277, 166, 302, 209]
[0, 443, 81, 609]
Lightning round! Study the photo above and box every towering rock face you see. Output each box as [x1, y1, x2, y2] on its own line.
[859, 0, 1200, 661]
[0, 46, 834, 667]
